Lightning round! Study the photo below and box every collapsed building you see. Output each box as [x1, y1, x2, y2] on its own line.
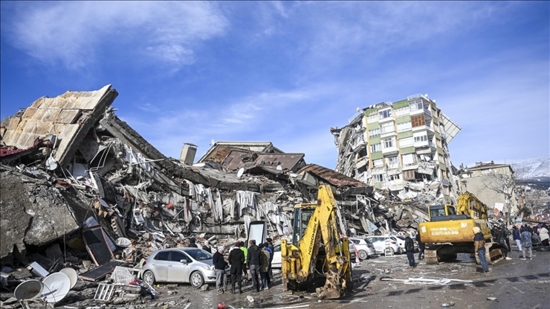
[1, 85, 401, 292]
[331, 94, 462, 228]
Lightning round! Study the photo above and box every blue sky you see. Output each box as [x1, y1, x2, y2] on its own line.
[1, 2, 548, 169]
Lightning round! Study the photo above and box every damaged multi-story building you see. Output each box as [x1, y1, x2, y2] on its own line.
[1, 85, 389, 279]
[456, 161, 519, 222]
[331, 94, 461, 209]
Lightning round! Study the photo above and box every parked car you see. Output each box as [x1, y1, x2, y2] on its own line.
[272, 244, 282, 268]
[349, 237, 376, 260]
[365, 235, 401, 255]
[139, 248, 216, 288]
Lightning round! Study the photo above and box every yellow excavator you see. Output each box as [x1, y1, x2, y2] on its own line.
[281, 184, 352, 299]
[418, 192, 503, 265]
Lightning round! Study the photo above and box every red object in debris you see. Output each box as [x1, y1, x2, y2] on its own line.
[217, 302, 226, 309]
[167, 203, 174, 209]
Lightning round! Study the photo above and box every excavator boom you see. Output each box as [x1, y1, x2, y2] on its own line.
[281, 184, 352, 299]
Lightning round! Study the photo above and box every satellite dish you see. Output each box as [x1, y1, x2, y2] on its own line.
[41, 272, 71, 303]
[237, 168, 245, 179]
[115, 237, 132, 248]
[14, 280, 43, 300]
[59, 268, 78, 289]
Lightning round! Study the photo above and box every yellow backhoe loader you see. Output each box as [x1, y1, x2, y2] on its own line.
[280, 184, 352, 299]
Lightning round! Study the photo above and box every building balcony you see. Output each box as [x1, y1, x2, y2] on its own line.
[382, 146, 399, 155]
[412, 125, 434, 133]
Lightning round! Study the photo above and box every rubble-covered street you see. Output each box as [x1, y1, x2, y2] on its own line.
[1, 85, 549, 309]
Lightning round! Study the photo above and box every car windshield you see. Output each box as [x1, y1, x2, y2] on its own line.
[184, 249, 213, 261]
[364, 239, 373, 244]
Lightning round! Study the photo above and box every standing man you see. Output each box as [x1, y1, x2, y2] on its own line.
[415, 232, 425, 260]
[539, 224, 549, 246]
[512, 226, 522, 252]
[259, 243, 270, 290]
[473, 226, 489, 275]
[213, 246, 228, 294]
[247, 239, 261, 292]
[404, 233, 416, 268]
[228, 242, 244, 294]
[239, 241, 249, 284]
[520, 226, 533, 260]
[265, 238, 275, 280]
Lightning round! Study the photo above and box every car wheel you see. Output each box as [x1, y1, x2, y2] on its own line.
[143, 270, 156, 285]
[190, 271, 204, 288]
[358, 250, 368, 260]
[385, 247, 395, 256]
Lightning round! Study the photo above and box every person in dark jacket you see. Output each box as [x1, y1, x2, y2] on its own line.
[228, 242, 244, 294]
[247, 239, 261, 292]
[494, 226, 511, 260]
[473, 226, 489, 274]
[213, 246, 228, 293]
[188, 238, 198, 248]
[512, 226, 522, 252]
[266, 238, 275, 279]
[415, 232, 425, 260]
[404, 233, 416, 268]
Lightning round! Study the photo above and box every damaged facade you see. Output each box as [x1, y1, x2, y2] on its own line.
[331, 94, 461, 228]
[0, 85, 387, 285]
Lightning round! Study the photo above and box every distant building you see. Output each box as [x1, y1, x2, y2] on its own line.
[457, 161, 519, 220]
[331, 94, 460, 204]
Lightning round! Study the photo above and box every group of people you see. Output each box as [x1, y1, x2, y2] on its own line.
[474, 223, 549, 274]
[212, 238, 275, 294]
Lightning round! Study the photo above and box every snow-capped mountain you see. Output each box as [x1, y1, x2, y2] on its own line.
[508, 157, 550, 179]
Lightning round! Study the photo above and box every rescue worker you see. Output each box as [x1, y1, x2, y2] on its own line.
[416, 232, 425, 260]
[473, 226, 489, 275]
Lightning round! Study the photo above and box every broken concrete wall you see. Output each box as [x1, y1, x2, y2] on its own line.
[0, 166, 79, 259]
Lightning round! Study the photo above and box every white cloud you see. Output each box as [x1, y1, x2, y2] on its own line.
[4, 2, 228, 70]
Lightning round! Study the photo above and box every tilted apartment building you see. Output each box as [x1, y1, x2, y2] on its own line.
[331, 94, 460, 203]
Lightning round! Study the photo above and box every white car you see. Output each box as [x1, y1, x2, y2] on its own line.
[395, 235, 418, 253]
[348, 237, 376, 260]
[272, 244, 281, 268]
[365, 235, 401, 255]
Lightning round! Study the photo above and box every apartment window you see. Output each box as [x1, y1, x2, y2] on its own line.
[369, 128, 380, 138]
[414, 135, 428, 142]
[402, 153, 416, 165]
[410, 100, 423, 111]
[379, 109, 392, 119]
[373, 174, 384, 182]
[387, 156, 398, 166]
[388, 174, 401, 181]
[383, 137, 394, 148]
[397, 121, 412, 132]
[370, 143, 381, 152]
[373, 159, 384, 167]
[380, 122, 395, 134]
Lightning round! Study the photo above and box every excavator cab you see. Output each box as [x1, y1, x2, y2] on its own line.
[292, 206, 315, 245]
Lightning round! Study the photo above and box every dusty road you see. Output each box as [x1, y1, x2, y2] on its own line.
[111, 248, 549, 309]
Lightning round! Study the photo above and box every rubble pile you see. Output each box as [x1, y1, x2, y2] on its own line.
[1, 85, 411, 307]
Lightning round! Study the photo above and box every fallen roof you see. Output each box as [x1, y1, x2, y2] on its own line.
[1, 85, 118, 167]
[197, 141, 284, 164]
[222, 148, 305, 173]
[297, 163, 368, 188]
